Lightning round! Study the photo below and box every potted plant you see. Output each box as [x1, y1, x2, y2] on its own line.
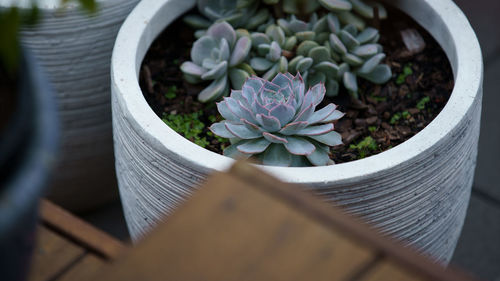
[0, 0, 140, 212]
[111, 0, 482, 263]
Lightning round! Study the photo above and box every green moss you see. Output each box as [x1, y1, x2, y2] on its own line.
[162, 111, 209, 148]
[207, 131, 228, 145]
[390, 112, 402, 125]
[396, 63, 413, 85]
[416, 96, 430, 110]
[208, 115, 217, 123]
[390, 111, 411, 125]
[350, 136, 378, 158]
[165, 85, 177, 100]
[369, 94, 387, 102]
[368, 126, 377, 132]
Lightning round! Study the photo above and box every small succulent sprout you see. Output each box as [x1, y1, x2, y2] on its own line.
[250, 25, 290, 81]
[209, 73, 344, 167]
[181, 22, 253, 102]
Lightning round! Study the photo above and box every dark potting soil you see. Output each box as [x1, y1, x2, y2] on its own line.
[139, 7, 453, 164]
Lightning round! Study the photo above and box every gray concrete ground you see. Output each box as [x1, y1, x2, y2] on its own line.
[450, 1, 500, 280]
[79, 1, 500, 280]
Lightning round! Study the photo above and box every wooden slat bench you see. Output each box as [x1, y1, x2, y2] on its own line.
[82, 162, 479, 281]
[27, 200, 126, 281]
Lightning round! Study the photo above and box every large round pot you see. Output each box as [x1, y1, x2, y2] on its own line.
[0, 49, 59, 281]
[0, 0, 139, 212]
[111, 0, 483, 263]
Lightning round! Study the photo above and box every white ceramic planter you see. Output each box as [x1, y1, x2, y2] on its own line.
[111, 0, 483, 263]
[0, 0, 139, 211]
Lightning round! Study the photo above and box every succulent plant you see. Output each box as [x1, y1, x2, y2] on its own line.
[181, 22, 254, 102]
[326, 15, 391, 98]
[249, 24, 293, 81]
[184, 0, 271, 31]
[280, 0, 387, 20]
[278, 13, 390, 98]
[183, 0, 391, 100]
[209, 73, 344, 167]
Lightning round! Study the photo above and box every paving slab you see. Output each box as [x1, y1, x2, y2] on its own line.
[473, 56, 500, 200]
[453, 0, 500, 61]
[452, 193, 500, 281]
[81, 201, 130, 242]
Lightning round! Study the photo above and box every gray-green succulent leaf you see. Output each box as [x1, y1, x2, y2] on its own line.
[319, 0, 352, 12]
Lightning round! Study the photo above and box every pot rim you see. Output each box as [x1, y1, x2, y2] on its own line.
[0, 0, 110, 10]
[111, 0, 482, 184]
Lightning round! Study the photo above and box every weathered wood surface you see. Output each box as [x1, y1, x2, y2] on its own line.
[27, 200, 126, 281]
[40, 200, 125, 259]
[89, 162, 479, 281]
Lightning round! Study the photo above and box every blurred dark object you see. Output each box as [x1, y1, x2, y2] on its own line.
[27, 200, 125, 281]
[0, 48, 59, 281]
[88, 162, 479, 281]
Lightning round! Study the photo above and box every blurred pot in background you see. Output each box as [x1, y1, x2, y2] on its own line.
[0, 48, 59, 281]
[0, 0, 139, 212]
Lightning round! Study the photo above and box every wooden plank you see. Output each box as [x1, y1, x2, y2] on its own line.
[28, 226, 86, 281]
[92, 170, 375, 281]
[57, 254, 108, 281]
[40, 199, 125, 259]
[358, 259, 427, 281]
[81, 161, 479, 281]
[228, 162, 478, 281]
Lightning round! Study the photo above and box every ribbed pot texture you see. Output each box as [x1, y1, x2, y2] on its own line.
[0, 0, 140, 212]
[111, 0, 483, 263]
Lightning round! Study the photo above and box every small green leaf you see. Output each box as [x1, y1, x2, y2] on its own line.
[416, 96, 430, 110]
[396, 64, 413, 85]
[165, 86, 177, 99]
[390, 112, 402, 125]
[350, 136, 377, 158]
